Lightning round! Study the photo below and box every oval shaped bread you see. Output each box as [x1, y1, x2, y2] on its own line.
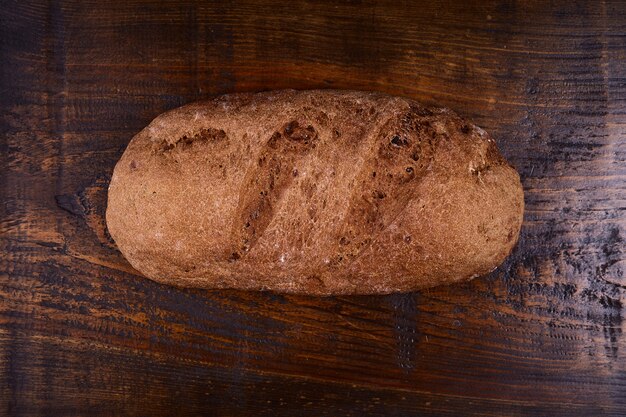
[106, 89, 524, 295]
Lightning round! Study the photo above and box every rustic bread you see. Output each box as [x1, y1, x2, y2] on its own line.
[106, 89, 524, 295]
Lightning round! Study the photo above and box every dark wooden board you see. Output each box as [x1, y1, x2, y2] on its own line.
[1, 0, 625, 415]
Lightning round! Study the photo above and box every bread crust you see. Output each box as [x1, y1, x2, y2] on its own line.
[106, 89, 524, 295]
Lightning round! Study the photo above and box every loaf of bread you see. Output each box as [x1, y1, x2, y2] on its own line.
[106, 90, 523, 295]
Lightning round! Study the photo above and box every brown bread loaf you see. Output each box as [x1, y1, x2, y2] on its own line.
[106, 90, 524, 295]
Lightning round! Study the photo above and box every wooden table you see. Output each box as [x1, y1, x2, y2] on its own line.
[2, 1, 625, 415]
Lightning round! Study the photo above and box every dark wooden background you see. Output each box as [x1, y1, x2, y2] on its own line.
[1, 0, 625, 415]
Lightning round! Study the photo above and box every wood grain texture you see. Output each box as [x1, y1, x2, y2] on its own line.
[1, 0, 625, 415]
